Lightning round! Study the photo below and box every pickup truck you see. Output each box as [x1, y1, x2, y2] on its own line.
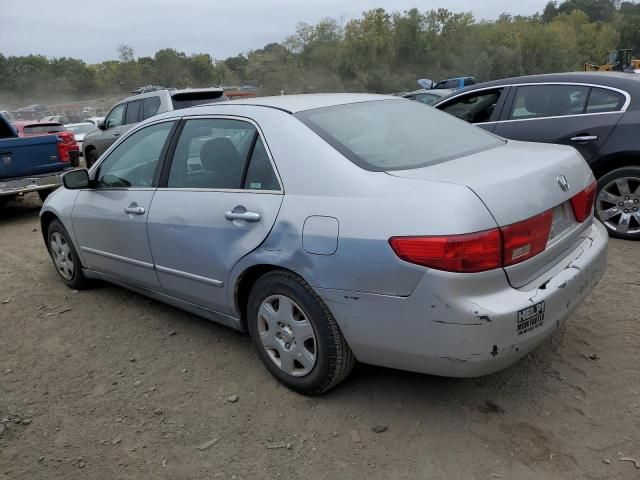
[0, 115, 78, 205]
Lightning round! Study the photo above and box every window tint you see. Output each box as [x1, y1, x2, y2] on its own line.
[167, 118, 256, 189]
[142, 96, 161, 120]
[296, 99, 504, 172]
[124, 100, 141, 125]
[23, 124, 65, 134]
[244, 137, 279, 190]
[96, 121, 174, 188]
[105, 103, 126, 129]
[463, 78, 476, 87]
[170, 90, 227, 110]
[510, 85, 589, 120]
[440, 89, 503, 123]
[586, 88, 625, 113]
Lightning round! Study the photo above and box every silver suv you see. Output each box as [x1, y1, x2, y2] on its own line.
[82, 87, 226, 167]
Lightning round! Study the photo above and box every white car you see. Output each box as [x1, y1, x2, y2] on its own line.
[82, 116, 105, 126]
[63, 122, 97, 156]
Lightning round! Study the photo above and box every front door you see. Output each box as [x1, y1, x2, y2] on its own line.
[72, 121, 176, 289]
[147, 117, 283, 314]
[494, 84, 625, 163]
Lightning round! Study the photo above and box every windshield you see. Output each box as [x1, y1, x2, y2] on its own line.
[66, 124, 95, 135]
[295, 99, 504, 171]
[23, 124, 65, 134]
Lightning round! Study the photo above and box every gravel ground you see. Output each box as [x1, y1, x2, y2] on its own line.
[1, 194, 639, 480]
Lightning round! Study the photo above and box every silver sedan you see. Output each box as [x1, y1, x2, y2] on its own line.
[40, 94, 608, 394]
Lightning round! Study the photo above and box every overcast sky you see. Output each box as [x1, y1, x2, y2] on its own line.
[1, 0, 545, 63]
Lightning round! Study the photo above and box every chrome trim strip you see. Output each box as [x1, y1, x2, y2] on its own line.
[475, 110, 624, 126]
[157, 187, 281, 194]
[435, 81, 632, 114]
[155, 264, 224, 288]
[80, 246, 155, 270]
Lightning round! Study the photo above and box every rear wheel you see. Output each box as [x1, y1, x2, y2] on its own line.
[247, 271, 355, 395]
[85, 149, 98, 168]
[596, 166, 640, 240]
[47, 219, 89, 289]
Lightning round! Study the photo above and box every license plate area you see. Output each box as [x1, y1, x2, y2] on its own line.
[517, 301, 545, 336]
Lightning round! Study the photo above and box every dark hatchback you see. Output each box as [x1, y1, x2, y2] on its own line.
[433, 72, 640, 240]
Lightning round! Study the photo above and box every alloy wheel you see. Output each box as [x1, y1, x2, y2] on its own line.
[596, 176, 640, 235]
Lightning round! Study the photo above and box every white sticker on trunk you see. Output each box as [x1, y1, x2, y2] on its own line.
[517, 301, 545, 336]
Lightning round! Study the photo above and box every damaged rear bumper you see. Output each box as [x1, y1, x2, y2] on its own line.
[318, 220, 608, 378]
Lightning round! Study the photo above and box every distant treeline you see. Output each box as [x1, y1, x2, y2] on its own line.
[2, 0, 640, 106]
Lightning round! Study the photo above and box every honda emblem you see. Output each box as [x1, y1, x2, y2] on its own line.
[557, 174, 570, 192]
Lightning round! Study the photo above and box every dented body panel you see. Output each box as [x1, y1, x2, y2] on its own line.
[316, 221, 607, 377]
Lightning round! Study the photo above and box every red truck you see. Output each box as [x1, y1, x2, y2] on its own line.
[12, 122, 80, 166]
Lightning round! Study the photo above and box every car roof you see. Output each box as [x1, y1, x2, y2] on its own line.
[456, 71, 640, 92]
[220, 93, 400, 113]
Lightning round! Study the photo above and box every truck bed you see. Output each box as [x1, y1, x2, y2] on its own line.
[0, 135, 65, 180]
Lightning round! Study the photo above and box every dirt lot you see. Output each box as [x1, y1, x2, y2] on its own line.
[0, 194, 639, 480]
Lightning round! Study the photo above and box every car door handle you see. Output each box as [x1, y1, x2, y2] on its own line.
[124, 206, 145, 215]
[571, 135, 598, 142]
[225, 210, 261, 222]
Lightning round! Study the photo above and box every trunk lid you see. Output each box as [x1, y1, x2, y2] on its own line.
[387, 140, 595, 287]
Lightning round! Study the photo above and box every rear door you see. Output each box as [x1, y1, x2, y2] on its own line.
[72, 121, 176, 289]
[494, 84, 626, 163]
[435, 87, 510, 133]
[147, 116, 283, 314]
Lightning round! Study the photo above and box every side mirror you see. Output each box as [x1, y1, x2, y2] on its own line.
[63, 169, 90, 189]
[97, 120, 106, 130]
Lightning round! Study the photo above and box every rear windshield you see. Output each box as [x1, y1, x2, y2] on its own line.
[295, 99, 504, 171]
[171, 91, 227, 109]
[23, 124, 65, 135]
[65, 124, 95, 135]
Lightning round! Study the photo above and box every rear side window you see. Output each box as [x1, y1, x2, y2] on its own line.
[171, 91, 227, 110]
[586, 88, 625, 113]
[125, 100, 142, 125]
[510, 85, 589, 119]
[296, 99, 504, 172]
[142, 96, 161, 120]
[243, 138, 280, 190]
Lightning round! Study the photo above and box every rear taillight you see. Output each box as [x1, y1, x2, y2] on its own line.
[570, 181, 596, 223]
[56, 132, 79, 163]
[389, 209, 554, 273]
[502, 210, 553, 266]
[389, 229, 502, 273]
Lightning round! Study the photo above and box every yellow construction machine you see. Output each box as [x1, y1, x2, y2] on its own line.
[585, 49, 640, 72]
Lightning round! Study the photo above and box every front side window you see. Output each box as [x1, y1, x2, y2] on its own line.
[296, 99, 504, 172]
[586, 88, 625, 113]
[96, 121, 174, 188]
[105, 103, 126, 129]
[167, 118, 258, 189]
[510, 85, 589, 120]
[439, 89, 504, 123]
[124, 100, 141, 125]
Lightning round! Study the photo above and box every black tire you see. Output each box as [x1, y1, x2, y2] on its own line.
[38, 189, 53, 203]
[247, 270, 355, 395]
[47, 219, 90, 289]
[596, 166, 640, 241]
[85, 149, 98, 168]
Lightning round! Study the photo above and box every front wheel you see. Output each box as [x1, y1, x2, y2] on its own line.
[47, 219, 89, 289]
[38, 189, 53, 203]
[596, 166, 640, 240]
[85, 149, 98, 169]
[247, 271, 355, 395]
